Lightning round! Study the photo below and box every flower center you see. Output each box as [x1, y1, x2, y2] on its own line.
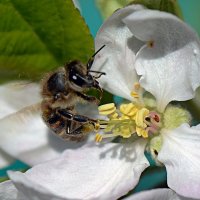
[96, 103, 161, 142]
[95, 83, 191, 143]
[95, 83, 162, 142]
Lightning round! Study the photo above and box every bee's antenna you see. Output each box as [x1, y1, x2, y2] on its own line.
[88, 70, 106, 79]
[87, 45, 106, 71]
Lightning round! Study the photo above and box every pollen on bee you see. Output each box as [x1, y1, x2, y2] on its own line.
[94, 123, 100, 131]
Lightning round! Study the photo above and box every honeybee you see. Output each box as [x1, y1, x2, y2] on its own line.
[41, 45, 105, 142]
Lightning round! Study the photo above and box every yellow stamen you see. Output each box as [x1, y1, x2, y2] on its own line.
[134, 82, 140, 91]
[120, 103, 138, 117]
[135, 108, 149, 128]
[136, 127, 148, 138]
[95, 133, 103, 142]
[97, 101, 157, 142]
[98, 103, 116, 115]
[119, 126, 133, 138]
[119, 115, 130, 120]
[109, 112, 118, 119]
[98, 103, 115, 111]
[96, 132, 122, 142]
[131, 91, 139, 98]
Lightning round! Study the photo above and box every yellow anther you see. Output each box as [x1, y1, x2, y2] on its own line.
[104, 124, 114, 132]
[95, 133, 103, 143]
[120, 104, 127, 113]
[119, 115, 130, 120]
[98, 103, 115, 111]
[142, 130, 148, 138]
[134, 82, 140, 91]
[98, 103, 116, 115]
[99, 107, 116, 115]
[108, 112, 118, 119]
[136, 127, 142, 136]
[135, 108, 149, 128]
[131, 91, 139, 98]
[120, 103, 138, 117]
[113, 127, 120, 135]
[136, 127, 148, 138]
[120, 126, 132, 138]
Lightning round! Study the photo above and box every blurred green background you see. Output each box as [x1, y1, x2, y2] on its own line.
[0, 0, 200, 196]
[78, 0, 200, 36]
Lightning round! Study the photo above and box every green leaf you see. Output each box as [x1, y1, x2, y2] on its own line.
[96, 0, 126, 19]
[130, 0, 183, 19]
[0, 0, 93, 82]
[0, 176, 9, 183]
[96, 0, 183, 20]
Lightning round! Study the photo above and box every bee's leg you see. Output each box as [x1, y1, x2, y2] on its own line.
[43, 107, 65, 134]
[66, 121, 82, 135]
[58, 119, 85, 142]
[57, 109, 97, 125]
[62, 111, 94, 141]
[75, 92, 100, 105]
[66, 120, 71, 134]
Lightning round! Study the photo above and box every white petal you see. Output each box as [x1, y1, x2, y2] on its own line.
[0, 105, 85, 166]
[93, 5, 145, 101]
[0, 180, 19, 200]
[0, 149, 14, 168]
[0, 81, 41, 167]
[158, 124, 200, 199]
[9, 141, 149, 200]
[72, 0, 80, 10]
[8, 171, 66, 200]
[123, 10, 200, 112]
[0, 82, 41, 119]
[124, 188, 194, 200]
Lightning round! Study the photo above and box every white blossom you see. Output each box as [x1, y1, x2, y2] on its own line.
[1, 4, 200, 200]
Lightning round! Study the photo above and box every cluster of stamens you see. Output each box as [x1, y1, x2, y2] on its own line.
[95, 83, 162, 142]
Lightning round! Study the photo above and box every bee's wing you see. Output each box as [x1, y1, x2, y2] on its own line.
[10, 102, 41, 117]
[0, 81, 42, 115]
[7, 81, 37, 90]
[0, 101, 52, 166]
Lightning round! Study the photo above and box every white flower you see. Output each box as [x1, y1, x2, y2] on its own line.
[0, 82, 89, 167]
[92, 4, 200, 199]
[0, 82, 42, 167]
[1, 4, 200, 200]
[124, 188, 195, 200]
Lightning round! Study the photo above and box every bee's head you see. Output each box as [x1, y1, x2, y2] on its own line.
[66, 60, 99, 91]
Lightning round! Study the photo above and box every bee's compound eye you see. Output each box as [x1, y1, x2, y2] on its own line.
[47, 72, 66, 94]
[69, 71, 85, 87]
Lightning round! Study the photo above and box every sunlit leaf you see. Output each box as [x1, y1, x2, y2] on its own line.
[130, 0, 183, 18]
[96, 0, 182, 20]
[0, 0, 93, 82]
